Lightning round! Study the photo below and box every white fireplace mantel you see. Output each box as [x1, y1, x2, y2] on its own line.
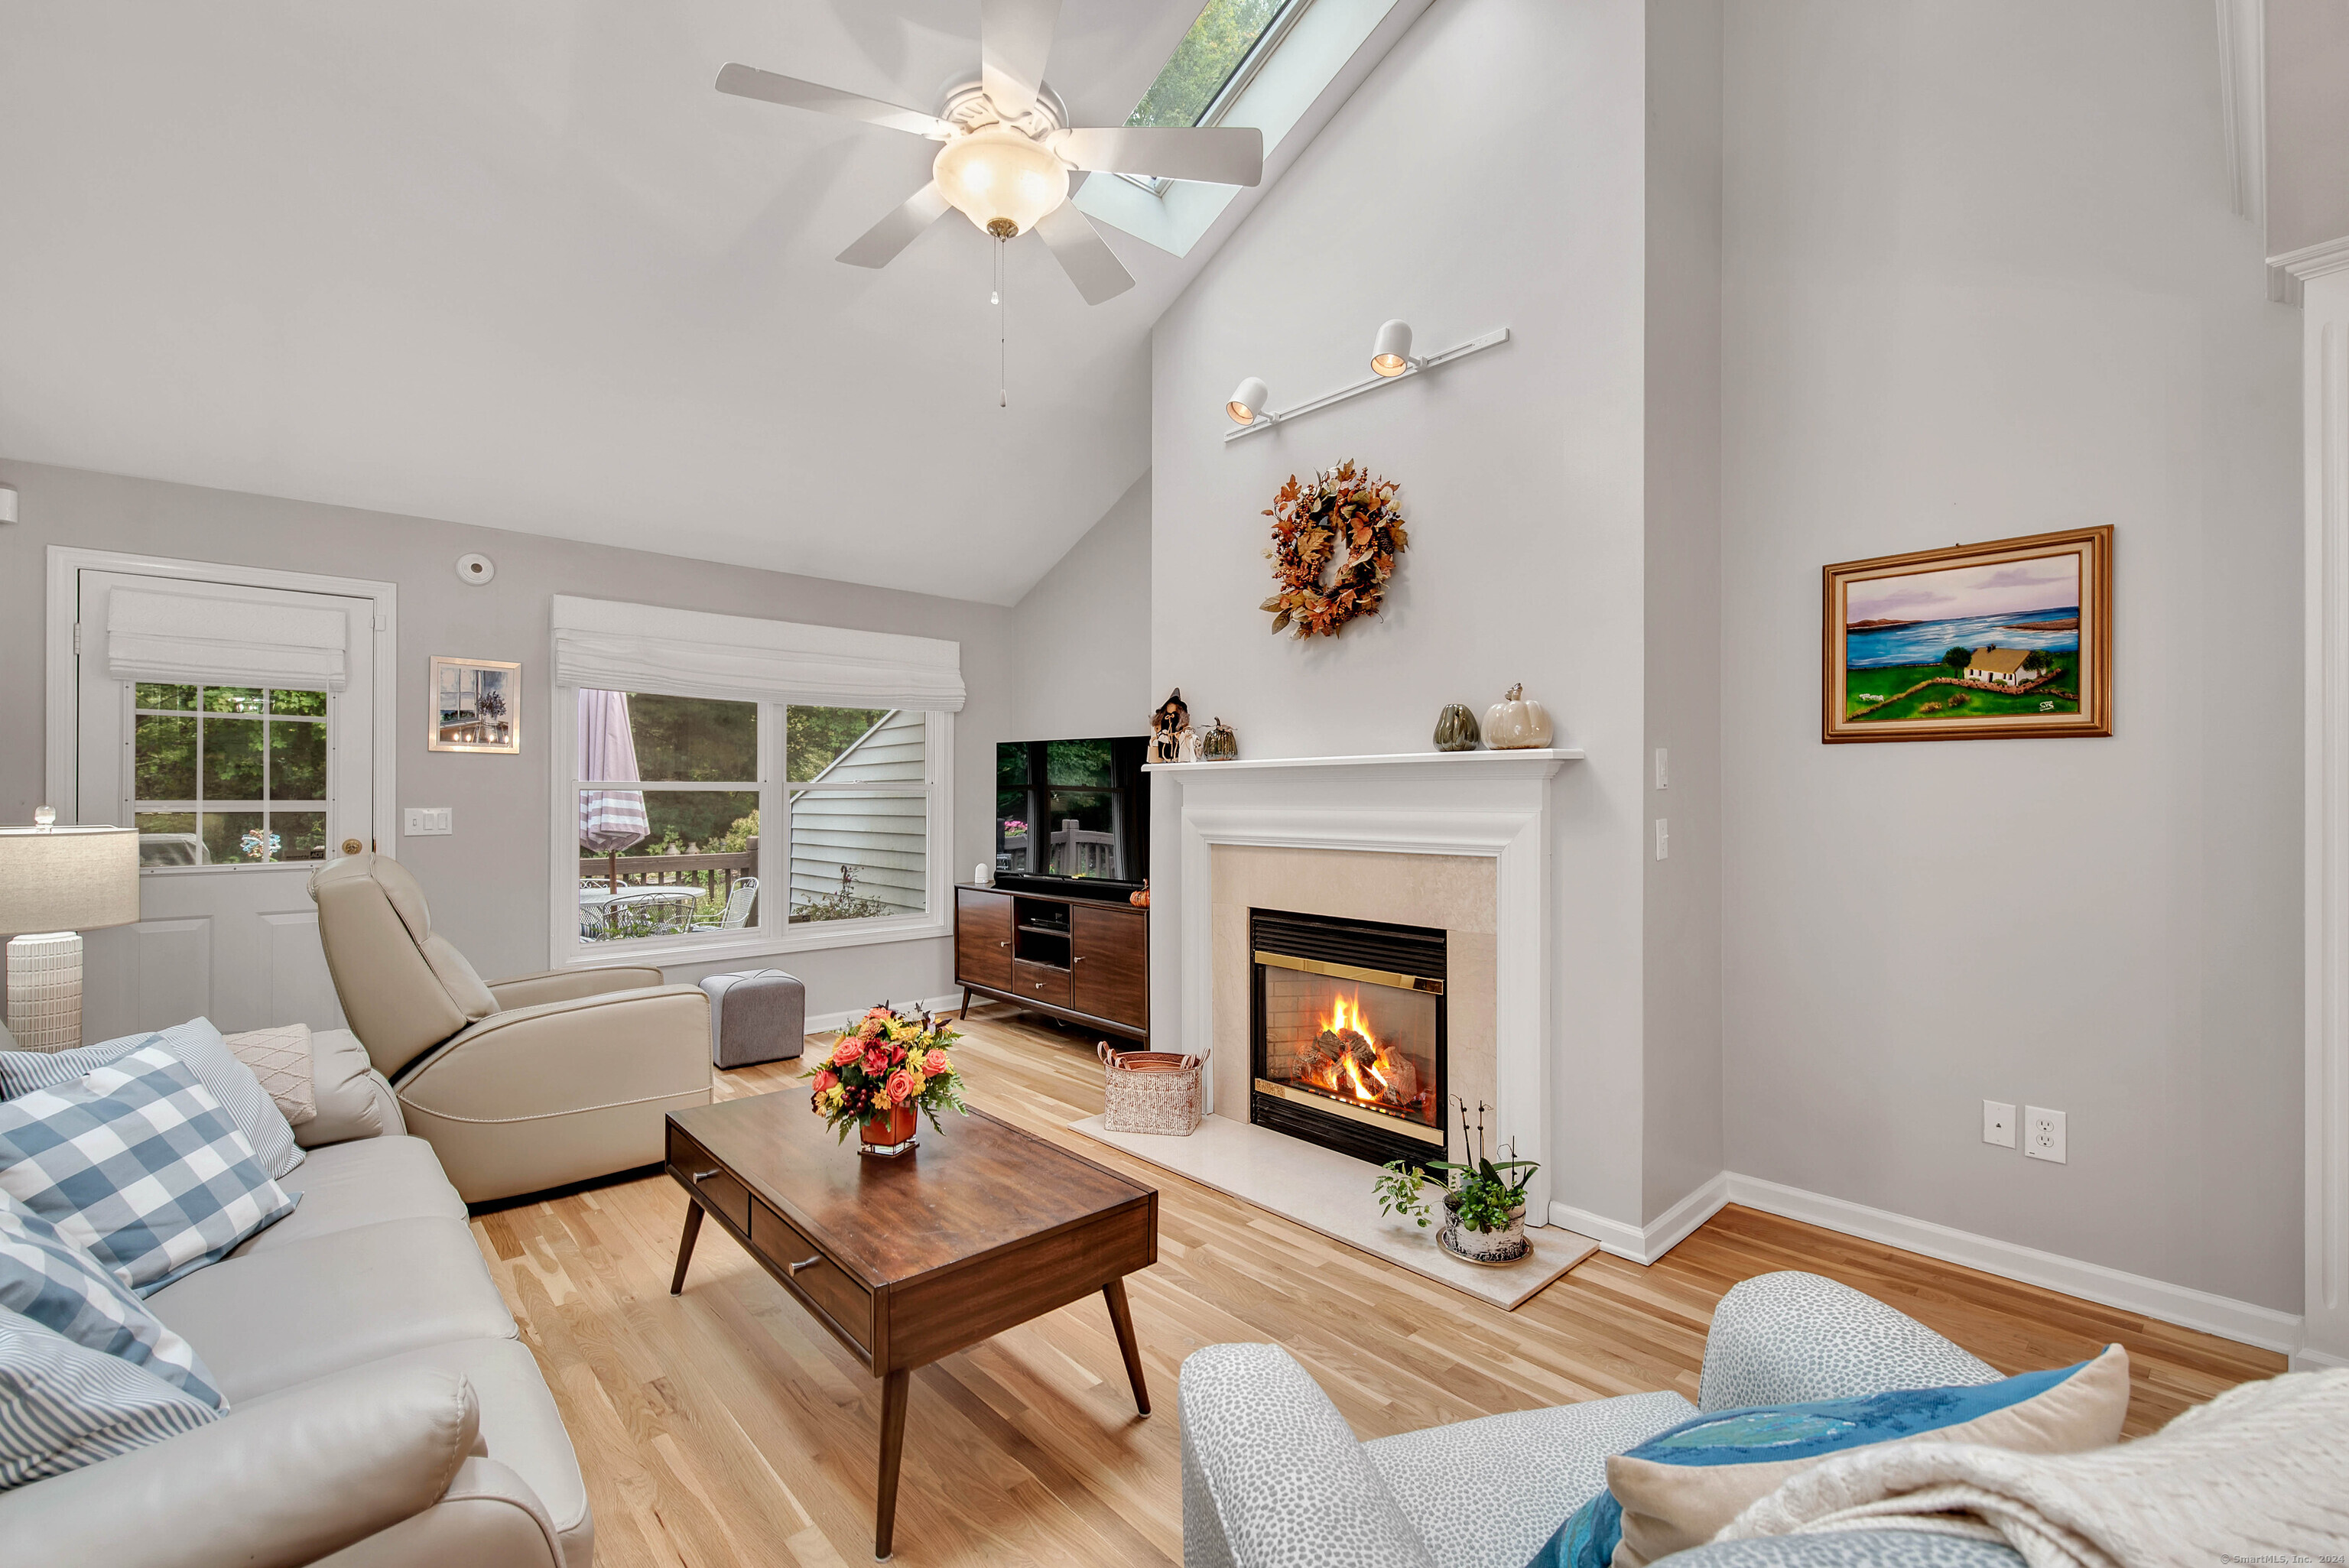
[1157, 747, 1581, 1221]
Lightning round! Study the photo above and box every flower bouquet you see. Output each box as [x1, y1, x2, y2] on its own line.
[802, 1005, 970, 1156]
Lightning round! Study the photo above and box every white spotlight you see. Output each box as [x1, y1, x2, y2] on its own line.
[1371, 320, 1414, 377]
[1227, 377, 1269, 426]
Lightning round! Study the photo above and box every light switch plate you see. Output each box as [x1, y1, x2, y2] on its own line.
[1655, 819, 1669, 860]
[1982, 1099, 2017, 1148]
[1655, 748, 1669, 789]
[2024, 1105, 2067, 1164]
[403, 807, 453, 836]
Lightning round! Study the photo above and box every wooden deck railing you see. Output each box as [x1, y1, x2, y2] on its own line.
[580, 841, 759, 904]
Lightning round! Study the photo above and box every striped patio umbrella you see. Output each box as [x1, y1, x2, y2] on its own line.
[577, 688, 648, 891]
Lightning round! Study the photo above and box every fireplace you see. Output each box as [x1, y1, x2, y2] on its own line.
[1249, 907, 1447, 1168]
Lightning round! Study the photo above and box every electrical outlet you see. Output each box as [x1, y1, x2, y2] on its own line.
[403, 807, 453, 836]
[1655, 748, 1669, 789]
[1983, 1099, 2016, 1148]
[2024, 1105, 2067, 1164]
[1655, 819, 1669, 860]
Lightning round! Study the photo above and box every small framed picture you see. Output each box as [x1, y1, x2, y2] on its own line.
[1823, 526, 2111, 743]
[429, 657, 521, 754]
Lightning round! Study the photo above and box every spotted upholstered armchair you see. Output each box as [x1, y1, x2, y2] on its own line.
[1178, 1271, 2020, 1568]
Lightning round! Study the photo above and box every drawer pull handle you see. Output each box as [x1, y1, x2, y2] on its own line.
[788, 1255, 822, 1275]
[999, 939, 1009, 947]
[690, 1168, 722, 1183]
[1073, 956, 1084, 963]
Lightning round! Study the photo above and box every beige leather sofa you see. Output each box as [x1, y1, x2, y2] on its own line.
[309, 853, 711, 1203]
[0, 1031, 593, 1567]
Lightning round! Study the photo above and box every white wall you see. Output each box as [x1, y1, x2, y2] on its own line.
[1149, 0, 1654, 1227]
[1009, 472, 1152, 741]
[2265, 0, 2349, 258]
[1643, 0, 1727, 1221]
[1720, 0, 2305, 1310]
[0, 458, 1018, 1018]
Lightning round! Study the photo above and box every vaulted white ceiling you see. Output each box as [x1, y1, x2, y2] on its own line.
[0, 2, 1226, 604]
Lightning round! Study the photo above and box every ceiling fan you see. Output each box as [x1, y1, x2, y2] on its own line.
[716, 0, 1264, 305]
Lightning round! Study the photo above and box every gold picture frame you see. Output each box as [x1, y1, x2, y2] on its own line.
[427, 656, 521, 754]
[1823, 527, 2111, 743]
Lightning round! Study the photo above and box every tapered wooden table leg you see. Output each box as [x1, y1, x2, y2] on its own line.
[669, 1203, 703, 1296]
[1103, 1277, 1150, 1416]
[874, 1368, 912, 1560]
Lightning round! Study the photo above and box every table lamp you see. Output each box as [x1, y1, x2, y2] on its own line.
[0, 807, 141, 1051]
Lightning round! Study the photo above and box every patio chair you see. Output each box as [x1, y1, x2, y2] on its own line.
[694, 876, 759, 932]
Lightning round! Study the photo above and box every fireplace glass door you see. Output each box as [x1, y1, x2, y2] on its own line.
[1258, 967, 1441, 1132]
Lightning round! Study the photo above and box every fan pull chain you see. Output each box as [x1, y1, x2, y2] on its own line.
[996, 236, 1008, 409]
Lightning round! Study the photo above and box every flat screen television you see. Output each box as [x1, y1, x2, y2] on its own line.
[994, 736, 1151, 896]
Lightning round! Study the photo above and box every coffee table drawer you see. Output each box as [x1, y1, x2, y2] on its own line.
[668, 1125, 749, 1234]
[749, 1196, 872, 1353]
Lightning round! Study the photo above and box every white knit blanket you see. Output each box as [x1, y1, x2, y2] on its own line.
[1720, 1368, 2349, 1568]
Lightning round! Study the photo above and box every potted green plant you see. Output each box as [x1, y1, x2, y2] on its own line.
[1371, 1099, 1538, 1265]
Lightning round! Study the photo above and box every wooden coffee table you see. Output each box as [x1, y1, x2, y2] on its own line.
[664, 1095, 1158, 1560]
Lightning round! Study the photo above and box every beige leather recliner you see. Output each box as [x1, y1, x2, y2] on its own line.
[309, 852, 710, 1203]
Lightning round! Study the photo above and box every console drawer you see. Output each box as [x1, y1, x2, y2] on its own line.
[667, 1126, 749, 1234]
[1009, 957, 1072, 1006]
[749, 1196, 872, 1353]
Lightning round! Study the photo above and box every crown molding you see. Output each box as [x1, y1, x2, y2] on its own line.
[2272, 235, 2349, 307]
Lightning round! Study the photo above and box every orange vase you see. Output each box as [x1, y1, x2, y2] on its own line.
[859, 1102, 918, 1156]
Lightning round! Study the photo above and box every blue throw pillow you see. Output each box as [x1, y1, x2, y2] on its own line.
[0, 1018, 303, 1180]
[0, 1307, 220, 1488]
[0, 1191, 226, 1409]
[1528, 1352, 2126, 1568]
[0, 1046, 297, 1295]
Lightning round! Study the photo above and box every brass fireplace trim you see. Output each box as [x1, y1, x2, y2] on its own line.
[1252, 1078, 1447, 1146]
[1252, 950, 1444, 995]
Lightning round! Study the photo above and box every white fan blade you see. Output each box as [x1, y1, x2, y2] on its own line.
[1035, 203, 1134, 305]
[837, 182, 954, 268]
[715, 63, 951, 138]
[1047, 125, 1262, 186]
[981, 0, 1061, 119]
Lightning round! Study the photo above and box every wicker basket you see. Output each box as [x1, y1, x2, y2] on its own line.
[1098, 1042, 1205, 1136]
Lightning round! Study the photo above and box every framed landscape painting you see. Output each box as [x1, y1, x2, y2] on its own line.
[1822, 526, 2110, 743]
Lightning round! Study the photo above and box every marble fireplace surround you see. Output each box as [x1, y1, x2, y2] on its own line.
[1159, 749, 1581, 1222]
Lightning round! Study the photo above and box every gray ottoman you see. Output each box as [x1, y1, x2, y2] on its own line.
[697, 969, 806, 1069]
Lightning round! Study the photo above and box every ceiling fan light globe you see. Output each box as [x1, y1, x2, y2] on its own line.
[934, 127, 1068, 238]
[1228, 377, 1269, 425]
[1371, 319, 1414, 376]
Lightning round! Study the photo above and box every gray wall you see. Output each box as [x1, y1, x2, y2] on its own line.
[1150, 0, 1654, 1229]
[0, 458, 1019, 1018]
[1720, 0, 2305, 1310]
[2265, 0, 2349, 257]
[1642, 0, 1727, 1222]
[1009, 471, 1153, 741]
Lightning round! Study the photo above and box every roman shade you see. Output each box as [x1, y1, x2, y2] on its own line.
[549, 595, 965, 712]
[106, 589, 349, 693]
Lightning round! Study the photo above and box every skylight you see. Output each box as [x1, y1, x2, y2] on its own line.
[1126, 0, 1298, 133]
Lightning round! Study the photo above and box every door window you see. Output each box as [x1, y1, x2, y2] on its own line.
[132, 683, 330, 865]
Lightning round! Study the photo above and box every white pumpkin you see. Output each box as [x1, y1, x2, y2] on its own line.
[1483, 684, 1555, 749]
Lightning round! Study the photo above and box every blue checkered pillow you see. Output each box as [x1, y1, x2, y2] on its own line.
[0, 1018, 304, 1181]
[0, 1308, 220, 1488]
[0, 1190, 224, 1408]
[0, 1046, 297, 1295]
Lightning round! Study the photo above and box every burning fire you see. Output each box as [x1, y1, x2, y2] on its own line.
[1298, 992, 1424, 1112]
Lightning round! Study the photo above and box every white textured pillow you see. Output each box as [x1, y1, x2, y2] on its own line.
[220, 1024, 317, 1129]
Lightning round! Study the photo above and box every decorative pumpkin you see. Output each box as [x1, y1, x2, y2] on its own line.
[1483, 684, 1555, 749]
[1433, 703, 1481, 752]
[1199, 718, 1239, 761]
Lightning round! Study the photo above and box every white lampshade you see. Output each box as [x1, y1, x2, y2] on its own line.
[1371, 319, 1414, 377]
[0, 821, 141, 936]
[1227, 377, 1269, 425]
[934, 128, 1071, 239]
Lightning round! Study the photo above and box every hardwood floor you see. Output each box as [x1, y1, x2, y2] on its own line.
[469, 1004, 2286, 1568]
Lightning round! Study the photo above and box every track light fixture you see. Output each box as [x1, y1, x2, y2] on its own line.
[1220, 323, 1512, 442]
[1227, 377, 1269, 427]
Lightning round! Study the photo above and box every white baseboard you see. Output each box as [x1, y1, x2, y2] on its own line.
[1548, 1172, 1729, 1265]
[2291, 1346, 2349, 1373]
[1723, 1172, 2305, 1358]
[803, 994, 965, 1037]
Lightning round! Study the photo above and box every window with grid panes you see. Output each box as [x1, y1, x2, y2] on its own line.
[131, 683, 330, 866]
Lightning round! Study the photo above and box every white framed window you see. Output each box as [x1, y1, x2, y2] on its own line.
[547, 597, 960, 969]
